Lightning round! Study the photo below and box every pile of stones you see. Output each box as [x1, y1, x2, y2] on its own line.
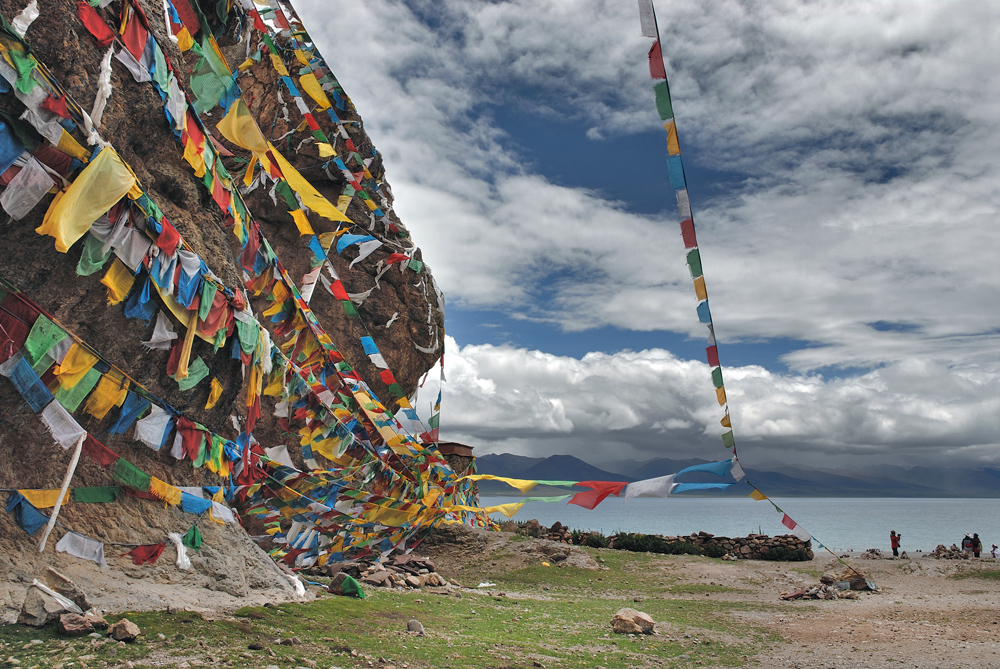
[928, 544, 970, 559]
[314, 554, 453, 590]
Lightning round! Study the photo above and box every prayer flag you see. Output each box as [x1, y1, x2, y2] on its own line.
[648, 40, 666, 79]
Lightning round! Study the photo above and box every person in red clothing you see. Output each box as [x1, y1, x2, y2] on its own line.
[890, 530, 901, 557]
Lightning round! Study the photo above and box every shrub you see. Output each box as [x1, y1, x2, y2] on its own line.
[702, 544, 727, 558]
[760, 546, 809, 561]
[582, 532, 609, 548]
[665, 541, 702, 556]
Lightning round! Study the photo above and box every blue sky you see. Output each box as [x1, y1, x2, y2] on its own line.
[300, 0, 1000, 469]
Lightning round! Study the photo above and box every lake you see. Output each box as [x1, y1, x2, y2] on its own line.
[480, 496, 1000, 554]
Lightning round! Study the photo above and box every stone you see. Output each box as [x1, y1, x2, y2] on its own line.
[18, 585, 77, 627]
[613, 608, 655, 634]
[107, 619, 141, 642]
[404, 575, 422, 588]
[407, 619, 425, 635]
[611, 617, 643, 635]
[41, 569, 90, 612]
[59, 613, 96, 636]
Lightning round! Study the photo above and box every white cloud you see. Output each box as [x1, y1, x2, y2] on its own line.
[429, 336, 1000, 468]
[297, 1, 1000, 464]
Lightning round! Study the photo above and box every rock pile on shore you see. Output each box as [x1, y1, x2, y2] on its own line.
[929, 544, 970, 559]
[310, 554, 454, 590]
[653, 532, 814, 561]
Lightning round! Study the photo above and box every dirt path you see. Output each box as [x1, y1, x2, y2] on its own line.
[670, 554, 1000, 668]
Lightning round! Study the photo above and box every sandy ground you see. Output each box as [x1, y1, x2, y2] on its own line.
[674, 552, 1000, 668]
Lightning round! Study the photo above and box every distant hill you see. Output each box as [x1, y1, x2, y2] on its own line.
[476, 453, 1000, 497]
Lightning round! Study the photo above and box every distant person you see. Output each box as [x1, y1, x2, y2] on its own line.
[890, 530, 901, 557]
[973, 533, 983, 558]
[962, 534, 974, 555]
[992, 544, 998, 559]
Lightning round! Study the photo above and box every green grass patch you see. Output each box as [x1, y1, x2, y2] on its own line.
[0, 551, 784, 668]
[952, 568, 1000, 581]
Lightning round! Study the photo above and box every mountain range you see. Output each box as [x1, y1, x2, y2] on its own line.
[474, 453, 1000, 497]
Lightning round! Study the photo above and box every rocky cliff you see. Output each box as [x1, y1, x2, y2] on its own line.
[0, 0, 453, 621]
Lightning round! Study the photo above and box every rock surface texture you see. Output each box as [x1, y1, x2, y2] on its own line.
[0, 0, 443, 619]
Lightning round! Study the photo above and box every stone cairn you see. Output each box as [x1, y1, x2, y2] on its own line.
[929, 544, 971, 560]
[310, 554, 452, 590]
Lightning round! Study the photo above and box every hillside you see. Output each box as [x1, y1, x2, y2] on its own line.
[0, 0, 452, 621]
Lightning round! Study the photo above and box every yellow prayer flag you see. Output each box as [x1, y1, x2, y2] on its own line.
[317, 142, 336, 157]
[18, 489, 70, 508]
[217, 99, 269, 155]
[336, 195, 351, 213]
[182, 135, 206, 178]
[100, 258, 135, 305]
[298, 71, 332, 109]
[37, 146, 136, 252]
[483, 502, 525, 519]
[243, 154, 258, 187]
[83, 373, 128, 419]
[749, 489, 767, 501]
[176, 27, 194, 51]
[54, 343, 99, 389]
[268, 144, 351, 223]
[290, 208, 314, 236]
[693, 276, 707, 301]
[720, 413, 731, 428]
[149, 477, 182, 505]
[715, 386, 727, 406]
[205, 377, 224, 410]
[293, 49, 311, 66]
[664, 119, 680, 156]
[57, 129, 90, 163]
[269, 52, 289, 77]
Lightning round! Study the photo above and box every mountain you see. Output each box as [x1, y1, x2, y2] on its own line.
[478, 453, 1000, 497]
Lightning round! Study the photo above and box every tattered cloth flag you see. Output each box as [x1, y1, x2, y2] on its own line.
[568, 481, 628, 510]
[5, 491, 48, 535]
[55, 530, 107, 569]
[124, 542, 166, 565]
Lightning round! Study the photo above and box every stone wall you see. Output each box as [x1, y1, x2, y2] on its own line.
[637, 531, 814, 560]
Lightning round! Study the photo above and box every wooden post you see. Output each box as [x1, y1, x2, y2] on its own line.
[37, 432, 85, 552]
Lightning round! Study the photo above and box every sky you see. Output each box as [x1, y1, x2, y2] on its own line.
[297, 0, 1000, 471]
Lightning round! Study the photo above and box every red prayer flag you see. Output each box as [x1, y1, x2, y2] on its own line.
[124, 542, 166, 565]
[386, 253, 409, 266]
[121, 5, 149, 60]
[679, 218, 697, 248]
[249, 9, 267, 33]
[76, 1, 116, 48]
[568, 481, 628, 510]
[171, 0, 201, 35]
[648, 40, 667, 80]
[379, 370, 397, 386]
[781, 514, 796, 531]
[705, 345, 719, 368]
[157, 220, 181, 256]
[329, 280, 349, 301]
[41, 94, 71, 120]
[82, 435, 120, 468]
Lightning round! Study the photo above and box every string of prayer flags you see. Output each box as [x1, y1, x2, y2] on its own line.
[568, 481, 628, 510]
[638, 5, 735, 452]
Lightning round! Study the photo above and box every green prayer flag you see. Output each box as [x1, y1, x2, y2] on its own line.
[23, 315, 66, 365]
[0, 109, 42, 150]
[182, 524, 203, 551]
[198, 281, 218, 322]
[273, 180, 298, 209]
[427, 413, 440, 429]
[72, 486, 121, 503]
[337, 574, 365, 599]
[173, 357, 210, 391]
[653, 81, 673, 121]
[54, 367, 101, 412]
[8, 47, 37, 94]
[192, 435, 208, 468]
[235, 319, 259, 355]
[721, 430, 735, 448]
[114, 459, 152, 491]
[407, 259, 424, 273]
[711, 367, 724, 389]
[77, 234, 112, 276]
[686, 249, 703, 278]
[152, 43, 170, 93]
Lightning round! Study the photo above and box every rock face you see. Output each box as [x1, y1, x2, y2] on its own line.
[0, 0, 442, 616]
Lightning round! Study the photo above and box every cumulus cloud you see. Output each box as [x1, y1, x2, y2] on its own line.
[297, 1, 1000, 465]
[431, 337, 1000, 468]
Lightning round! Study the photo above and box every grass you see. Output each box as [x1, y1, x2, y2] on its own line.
[0, 549, 785, 668]
[952, 568, 1000, 581]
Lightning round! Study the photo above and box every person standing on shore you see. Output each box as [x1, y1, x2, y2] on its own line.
[962, 534, 974, 555]
[890, 530, 901, 557]
[972, 533, 983, 558]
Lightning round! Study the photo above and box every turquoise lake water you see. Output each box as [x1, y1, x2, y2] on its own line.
[480, 496, 1000, 554]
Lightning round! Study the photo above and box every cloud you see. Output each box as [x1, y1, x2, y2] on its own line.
[432, 337, 1000, 468]
[300, 0, 1000, 373]
[296, 1, 1000, 466]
